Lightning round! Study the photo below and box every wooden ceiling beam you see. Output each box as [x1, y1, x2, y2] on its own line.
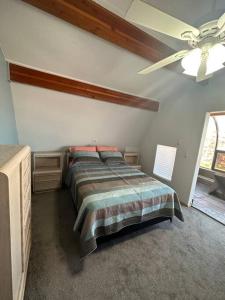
[22, 0, 174, 63]
[9, 63, 159, 111]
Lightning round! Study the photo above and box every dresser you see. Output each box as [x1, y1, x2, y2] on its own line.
[0, 145, 31, 300]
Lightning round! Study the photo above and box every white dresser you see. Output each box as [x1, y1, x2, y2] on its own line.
[0, 145, 31, 300]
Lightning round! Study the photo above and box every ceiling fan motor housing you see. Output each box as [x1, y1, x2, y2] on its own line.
[188, 20, 225, 48]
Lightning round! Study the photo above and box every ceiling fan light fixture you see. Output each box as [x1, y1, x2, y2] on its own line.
[181, 48, 201, 76]
[181, 44, 225, 77]
[206, 44, 225, 74]
[206, 62, 224, 75]
[182, 69, 197, 76]
[209, 44, 225, 61]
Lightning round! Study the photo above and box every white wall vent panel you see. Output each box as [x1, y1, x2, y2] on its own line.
[153, 145, 177, 181]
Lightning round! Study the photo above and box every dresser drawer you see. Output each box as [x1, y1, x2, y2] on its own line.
[21, 153, 31, 225]
[22, 168, 31, 197]
[22, 153, 31, 176]
[22, 169, 31, 221]
[25, 227, 31, 266]
[24, 206, 31, 243]
[22, 205, 31, 271]
[23, 185, 31, 221]
[23, 225, 31, 272]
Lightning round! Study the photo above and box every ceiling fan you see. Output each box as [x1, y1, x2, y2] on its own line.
[126, 0, 225, 82]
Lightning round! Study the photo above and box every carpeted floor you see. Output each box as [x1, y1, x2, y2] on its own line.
[24, 189, 225, 300]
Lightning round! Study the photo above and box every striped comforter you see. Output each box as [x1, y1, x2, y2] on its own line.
[66, 161, 184, 257]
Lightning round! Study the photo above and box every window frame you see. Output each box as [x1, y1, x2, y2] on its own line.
[200, 116, 217, 170]
[202, 113, 225, 173]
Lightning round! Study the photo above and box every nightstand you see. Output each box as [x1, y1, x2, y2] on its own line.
[123, 152, 142, 170]
[32, 151, 63, 193]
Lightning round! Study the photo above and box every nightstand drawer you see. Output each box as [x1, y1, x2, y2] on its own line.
[34, 172, 61, 182]
[34, 179, 61, 192]
[34, 155, 62, 171]
[33, 172, 62, 192]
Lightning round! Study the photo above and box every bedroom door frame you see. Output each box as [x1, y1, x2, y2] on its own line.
[188, 112, 210, 207]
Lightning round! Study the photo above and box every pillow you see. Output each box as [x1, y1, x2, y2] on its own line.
[70, 151, 100, 159]
[96, 146, 118, 152]
[99, 151, 123, 162]
[69, 151, 101, 165]
[69, 146, 96, 153]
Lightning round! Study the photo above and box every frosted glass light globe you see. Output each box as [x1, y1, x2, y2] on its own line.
[181, 44, 225, 77]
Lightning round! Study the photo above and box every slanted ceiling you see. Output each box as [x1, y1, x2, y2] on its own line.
[1, 0, 217, 150]
[1, 0, 224, 96]
[21, 0, 174, 64]
[0, 0, 179, 102]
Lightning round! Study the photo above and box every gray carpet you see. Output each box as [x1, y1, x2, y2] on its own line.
[24, 190, 225, 300]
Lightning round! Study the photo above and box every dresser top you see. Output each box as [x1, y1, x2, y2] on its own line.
[0, 145, 25, 169]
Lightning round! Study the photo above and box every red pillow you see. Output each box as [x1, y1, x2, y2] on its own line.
[69, 146, 96, 153]
[96, 146, 118, 152]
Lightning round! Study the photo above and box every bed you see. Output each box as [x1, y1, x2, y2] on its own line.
[66, 151, 184, 258]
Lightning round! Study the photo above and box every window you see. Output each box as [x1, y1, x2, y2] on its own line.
[213, 115, 225, 172]
[153, 145, 177, 181]
[200, 114, 225, 172]
[200, 117, 217, 169]
[215, 115, 225, 151]
[214, 151, 225, 172]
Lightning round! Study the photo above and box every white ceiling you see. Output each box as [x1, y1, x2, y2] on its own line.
[94, 0, 225, 50]
[95, 0, 225, 24]
[0, 0, 225, 102]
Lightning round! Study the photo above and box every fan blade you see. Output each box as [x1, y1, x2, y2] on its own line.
[196, 50, 209, 82]
[218, 12, 225, 29]
[126, 0, 200, 40]
[215, 12, 225, 37]
[138, 50, 190, 75]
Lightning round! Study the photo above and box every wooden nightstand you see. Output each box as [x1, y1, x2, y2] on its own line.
[124, 152, 141, 170]
[32, 151, 63, 193]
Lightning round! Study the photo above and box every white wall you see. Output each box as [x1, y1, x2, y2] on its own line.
[0, 49, 18, 144]
[141, 72, 225, 206]
[11, 82, 153, 151]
